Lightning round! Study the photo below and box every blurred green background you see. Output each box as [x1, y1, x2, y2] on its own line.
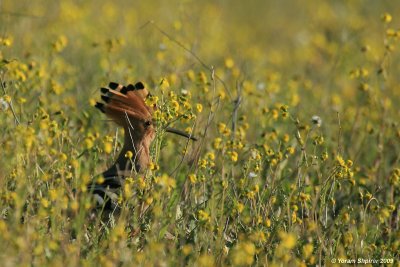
[2, 0, 400, 115]
[1, 0, 400, 265]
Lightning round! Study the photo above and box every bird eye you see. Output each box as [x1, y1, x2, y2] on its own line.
[144, 121, 152, 128]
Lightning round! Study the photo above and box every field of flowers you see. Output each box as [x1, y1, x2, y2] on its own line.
[1, 0, 400, 266]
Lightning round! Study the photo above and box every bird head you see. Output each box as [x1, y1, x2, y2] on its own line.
[95, 81, 196, 171]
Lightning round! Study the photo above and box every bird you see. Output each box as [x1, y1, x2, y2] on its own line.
[88, 81, 197, 213]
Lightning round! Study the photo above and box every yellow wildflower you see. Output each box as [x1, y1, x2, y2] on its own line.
[381, 12, 392, 23]
[230, 151, 238, 162]
[196, 103, 203, 113]
[125, 150, 133, 159]
[188, 173, 197, 184]
[225, 57, 235, 69]
[198, 210, 210, 223]
[103, 142, 113, 154]
[279, 231, 297, 249]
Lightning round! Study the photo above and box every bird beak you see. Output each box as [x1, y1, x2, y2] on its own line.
[165, 127, 197, 141]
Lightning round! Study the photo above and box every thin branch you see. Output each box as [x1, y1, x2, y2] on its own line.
[0, 11, 41, 19]
[337, 112, 342, 155]
[0, 76, 20, 125]
[140, 20, 233, 101]
[112, 128, 119, 159]
[231, 80, 242, 140]
[168, 120, 197, 176]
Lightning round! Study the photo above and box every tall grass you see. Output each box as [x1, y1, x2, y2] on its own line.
[0, 0, 399, 266]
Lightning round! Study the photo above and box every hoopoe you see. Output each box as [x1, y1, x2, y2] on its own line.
[89, 82, 196, 211]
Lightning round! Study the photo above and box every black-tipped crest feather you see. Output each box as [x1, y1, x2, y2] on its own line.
[108, 82, 119, 89]
[101, 87, 109, 94]
[135, 82, 145, 89]
[95, 102, 105, 113]
[101, 95, 110, 103]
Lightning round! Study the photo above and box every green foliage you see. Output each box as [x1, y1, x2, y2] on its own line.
[0, 0, 400, 266]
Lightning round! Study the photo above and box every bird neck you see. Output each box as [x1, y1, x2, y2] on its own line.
[102, 133, 151, 178]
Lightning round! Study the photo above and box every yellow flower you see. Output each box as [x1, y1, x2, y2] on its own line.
[343, 232, 353, 247]
[390, 169, 400, 186]
[197, 254, 214, 267]
[123, 183, 133, 198]
[253, 184, 259, 193]
[160, 78, 170, 91]
[279, 231, 297, 249]
[342, 212, 350, 223]
[188, 173, 197, 184]
[198, 71, 207, 84]
[157, 174, 176, 193]
[221, 179, 228, 189]
[198, 210, 210, 223]
[250, 231, 267, 243]
[218, 123, 227, 134]
[137, 177, 146, 190]
[186, 70, 195, 81]
[49, 189, 58, 201]
[381, 12, 392, 23]
[218, 89, 226, 100]
[225, 57, 235, 69]
[89, 98, 96, 106]
[302, 244, 313, 259]
[145, 196, 153, 205]
[282, 134, 290, 143]
[146, 95, 159, 107]
[235, 202, 244, 213]
[291, 211, 297, 223]
[206, 152, 215, 161]
[184, 127, 193, 136]
[182, 244, 193, 256]
[271, 108, 279, 120]
[41, 198, 50, 208]
[34, 244, 44, 256]
[196, 103, 203, 113]
[213, 137, 222, 149]
[0, 220, 8, 237]
[286, 146, 295, 155]
[59, 153, 68, 162]
[336, 155, 346, 167]
[280, 104, 288, 112]
[247, 191, 255, 199]
[103, 142, 113, 154]
[149, 162, 159, 171]
[125, 150, 133, 159]
[299, 192, 311, 202]
[346, 159, 353, 167]
[96, 175, 105, 184]
[156, 51, 165, 62]
[171, 100, 180, 111]
[84, 138, 94, 149]
[306, 219, 317, 232]
[199, 159, 207, 169]
[232, 242, 256, 266]
[1, 36, 13, 46]
[53, 35, 68, 52]
[321, 151, 328, 161]
[3, 95, 11, 103]
[230, 151, 238, 162]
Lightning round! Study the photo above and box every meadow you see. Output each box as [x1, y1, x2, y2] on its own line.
[0, 0, 400, 266]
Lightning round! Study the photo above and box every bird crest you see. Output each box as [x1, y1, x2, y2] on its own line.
[95, 82, 153, 131]
[95, 81, 196, 174]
